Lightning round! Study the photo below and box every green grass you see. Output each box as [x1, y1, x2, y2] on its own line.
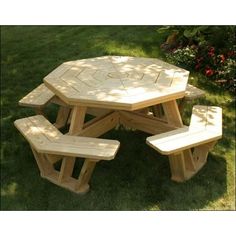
[1, 26, 235, 210]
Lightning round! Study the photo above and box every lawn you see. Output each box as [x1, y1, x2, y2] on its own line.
[1, 26, 235, 210]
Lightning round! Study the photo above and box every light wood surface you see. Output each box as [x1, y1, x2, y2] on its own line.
[44, 56, 189, 110]
[146, 106, 222, 155]
[146, 105, 222, 182]
[14, 115, 120, 194]
[14, 115, 120, 160]
[19, 83, 54, 108]
[184, 84, 205, 100]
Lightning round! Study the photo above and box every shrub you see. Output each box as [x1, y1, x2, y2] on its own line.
[158, 26, 236, 92]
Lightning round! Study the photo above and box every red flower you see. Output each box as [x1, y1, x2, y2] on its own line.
[209, 47, 215, 53]
[195, 63, 201, 70]
[205, 68, 214, 77]
[208, 47, 215, 57]
[219, 54, 225, 63]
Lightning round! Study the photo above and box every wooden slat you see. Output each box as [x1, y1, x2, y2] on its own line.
[146, 129, 221, 155]
[162, 100, 183, 127]
[19, 84, 54, 108]
[77, 112, 119, 138]
[189, 105, 208, 130]
[69, 106, 87, 135]
[86, 107, 113, 117]
[146, 105, 222, 155]
[206, 106, 222, 134]
[156, 70, 174, 87]
[119, 111, 177, 135]
[14, 115, 120, 160]
[14, 117, 54, 150]
[184, 84, 205, 100]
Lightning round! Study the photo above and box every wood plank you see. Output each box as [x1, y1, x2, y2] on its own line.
[75, 159, 97, 193]
[28, 115, 62, 141]
[19, 84, 54, 108]
[15, 115, 120, 160]
[119, 111, 177, 135]
[169, 152, 186, 182]
[54, 106, 71, 129]
[69, 106, 87, 135]
[14, 117, 55, 151]
[86, 107, 113, 117]
[60, 105, 87, 181]
[161, 100, 183, 127]
[155, 70, 174, 87]
[206, 106, 222, 134]
[77, 112, 119, 138]
[189, 105, 208, 130]
[184, 84, 205, 100]
[50, 96, 71, 107]
[146, 129, 221, 155]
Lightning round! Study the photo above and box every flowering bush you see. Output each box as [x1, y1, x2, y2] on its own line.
[165, 46, 197, 69]
[159, 26, 236, 92]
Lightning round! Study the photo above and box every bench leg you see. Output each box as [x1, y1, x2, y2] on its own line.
[168, 141, 217, 182]
[169, 152, 186, 182]
[75, 159, 98, 194]
[192, 141, 217, 169]
[58, 157, 76, 183]
[30, 146, 54, 177]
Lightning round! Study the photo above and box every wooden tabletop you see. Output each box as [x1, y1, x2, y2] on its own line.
[44, 56, 189, 110]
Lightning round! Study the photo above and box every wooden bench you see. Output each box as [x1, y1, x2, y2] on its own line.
[146, 105, 222, 182]
[19, 83, 112, 128]
[14, 115, 120, 194]
[19, 83, 55, 114]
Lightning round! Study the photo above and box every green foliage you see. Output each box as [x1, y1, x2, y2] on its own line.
[159, 26, 236, 92]
[165, 46, 197, 69]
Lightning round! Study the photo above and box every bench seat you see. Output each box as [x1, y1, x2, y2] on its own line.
[184, 84, 205, 101]
[19, 83, 54, 108]
[146, 105, 222, 182]
[14, 115, 120, 194]
[14, 115, 119, 160]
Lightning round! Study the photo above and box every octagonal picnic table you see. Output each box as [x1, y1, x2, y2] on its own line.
[43, 55, 192, 182]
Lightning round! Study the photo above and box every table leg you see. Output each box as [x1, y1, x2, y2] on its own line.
[162, 100, 183, 127]
[59, 106, 87, 182]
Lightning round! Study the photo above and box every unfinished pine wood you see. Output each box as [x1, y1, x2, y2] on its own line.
[119, 111, 177, 135]
[77, 112, 119, 137]
[178, 84, 206, 112]
[86, 107, 113, 117]
[75, 159, 98, 193]
[168, 153, 186, 182]
[60, 105, 87, 182]
[162, 100, 183, 127]
[146, 105, 222, 182]
[14, 115, 120, 160]
[44, 56, 189, 111]
[184, 84, 205, 101]
[54, 106, 71, 129]
[19, 83, 55, 108]
[69, 106, 87, 135]
[14, 115, 120, 194]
